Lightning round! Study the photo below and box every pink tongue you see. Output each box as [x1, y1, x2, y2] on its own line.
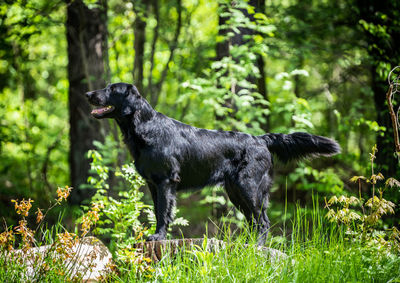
[91, 107, 108, 114]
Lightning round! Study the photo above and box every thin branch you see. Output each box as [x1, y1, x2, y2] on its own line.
[34, 201, 59, 234]
[108, 27, 131, 49]
[41, 135, 62, 197]
[386, 83, 400, 152]
[179, 100, 191, 121]
[151, 0, 182, 106]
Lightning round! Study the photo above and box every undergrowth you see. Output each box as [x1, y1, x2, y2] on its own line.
[112, 199, 400, 282]
[1, 146, 399, 282]
[0, 186, 107, 282]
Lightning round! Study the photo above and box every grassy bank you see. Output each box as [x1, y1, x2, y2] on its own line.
[114, 205, 400, 282]
[1, 195, 399, 282]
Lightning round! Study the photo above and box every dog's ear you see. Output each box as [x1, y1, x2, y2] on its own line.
[130, 84, 140, 97]
[122, 87, 141, 115]
[122, 95, 134, 115]
[128, 84, 141, 97]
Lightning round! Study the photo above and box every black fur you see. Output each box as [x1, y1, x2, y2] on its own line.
[86, 82, 341, 245]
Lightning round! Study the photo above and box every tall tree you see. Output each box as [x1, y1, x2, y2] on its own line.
[66, 0, 109, 204]
[133, 0, 148, 93]
[354, 0, 400, 179]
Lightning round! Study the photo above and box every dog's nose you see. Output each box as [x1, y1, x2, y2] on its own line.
[85, 91, 94, 99]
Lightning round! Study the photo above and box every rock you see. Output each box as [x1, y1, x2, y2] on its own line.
[13, 236, 112, 282]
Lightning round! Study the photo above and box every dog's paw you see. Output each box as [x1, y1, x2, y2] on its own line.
[147, 233, 166, 242]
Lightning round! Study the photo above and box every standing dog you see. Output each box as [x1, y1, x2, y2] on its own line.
[86, 83, 340, 245]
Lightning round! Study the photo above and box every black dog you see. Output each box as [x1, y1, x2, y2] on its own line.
[86, 82, 340, 244]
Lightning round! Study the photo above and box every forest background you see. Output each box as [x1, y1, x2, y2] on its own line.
[1, 0, 399, 239]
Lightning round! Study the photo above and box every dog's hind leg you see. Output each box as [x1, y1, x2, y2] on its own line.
[248, 174, 271, 246]
[253, 188, 270, 246]
[232, 161, 272, 246]
[226, 177, 271, 245]
[147, 180, 177, 241]
[225, 180, 253, 223]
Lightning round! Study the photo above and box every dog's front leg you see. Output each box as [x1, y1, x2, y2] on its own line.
[147, 181, 177, 241]
[148, 183, 158, 222]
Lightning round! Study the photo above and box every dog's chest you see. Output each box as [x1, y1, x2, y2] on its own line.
[134, 147, 174, 180]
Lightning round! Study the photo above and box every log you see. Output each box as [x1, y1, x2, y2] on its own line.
[134, 238, 287, 262]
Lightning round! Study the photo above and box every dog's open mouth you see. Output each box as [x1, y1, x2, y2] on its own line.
[91, 105, 115, 116]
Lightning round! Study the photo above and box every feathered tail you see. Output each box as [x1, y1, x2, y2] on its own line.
[261, 132, 341, 163]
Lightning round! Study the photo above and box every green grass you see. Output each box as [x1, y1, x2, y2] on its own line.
[114, 204, 400, 283]
[2, 202, 399, 282]
[138, 243, 399, 283]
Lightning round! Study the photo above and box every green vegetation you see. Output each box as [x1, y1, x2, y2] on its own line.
[1, 186, 399, 281]
[1, 0, 400, 281]
[130, 210, 400, 282]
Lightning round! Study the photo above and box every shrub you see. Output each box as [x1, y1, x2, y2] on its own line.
[0, 186, 109, 281]
[325, 145, 400, 253]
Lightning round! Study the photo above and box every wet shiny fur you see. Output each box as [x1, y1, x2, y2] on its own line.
[86, 83, 340, 245]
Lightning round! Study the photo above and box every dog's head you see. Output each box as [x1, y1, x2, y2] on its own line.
[85, 83, 140, 119]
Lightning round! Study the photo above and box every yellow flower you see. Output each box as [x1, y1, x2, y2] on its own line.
[80, 203, 103, 236]
[11, 198, 34, 217]
[56, 186, 73, 203]
[36, 208, 44, 223]
[0, 230, 15, 251]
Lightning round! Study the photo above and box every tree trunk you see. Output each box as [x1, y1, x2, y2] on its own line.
[354, 0, 400, 226]
[133, 1, 148, 94]
[355, 0, 400, 179]
[66, 0, 108, 205]
[255, 0, 268, 131]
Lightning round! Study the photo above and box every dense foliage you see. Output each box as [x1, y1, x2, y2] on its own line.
[0, 0, 400, 280]
[1, 0, 399, 223]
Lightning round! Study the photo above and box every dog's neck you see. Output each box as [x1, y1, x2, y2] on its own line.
[115, 97, 157, 159]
